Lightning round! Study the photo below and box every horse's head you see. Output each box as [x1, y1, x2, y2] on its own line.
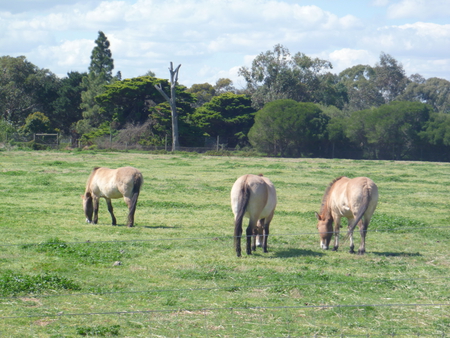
[315, 212, 333, 250]
[81, 192, 93, 223]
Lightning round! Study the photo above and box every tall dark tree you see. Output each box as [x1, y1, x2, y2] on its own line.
[190, 93, 256, 147]
[78, 31, 116, 133]
[89, 31, 114, 81]
[248, 99, 329, 157]
[239, 45, 342, 110]
[339, 65, 384, 112]
[51, 71, 86, 134]
[95, 75, 197, 146]
[345, 101, 432, 160]
[399, 77, 450, 114]
[374, 52, 409, 103]
[187, 83, 215, 108]
[0, 56, 61, 129]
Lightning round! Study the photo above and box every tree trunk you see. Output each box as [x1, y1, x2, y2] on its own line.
[155, 62, 181, 151]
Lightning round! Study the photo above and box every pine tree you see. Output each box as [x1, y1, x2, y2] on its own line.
[89, 31, 114, 81]
[78, 31, 115, 132]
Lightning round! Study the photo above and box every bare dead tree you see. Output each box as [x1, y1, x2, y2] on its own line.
[155, 62, 181, 151]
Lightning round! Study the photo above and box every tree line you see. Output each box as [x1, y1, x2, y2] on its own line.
[1, 31, 450, 160]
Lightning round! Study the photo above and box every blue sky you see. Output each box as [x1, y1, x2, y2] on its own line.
[1, 0, 449, 87]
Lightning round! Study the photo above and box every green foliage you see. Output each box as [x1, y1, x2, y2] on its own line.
[344, 101, 433, 159]
[0, 270, 80, 296]
[52, 71, 86, 134]
[0, 56, 61, 128]
[78, 31, 116, 131]
[93, 76, 200, 146]
[400, 77, 450, 114]
[22, 237, 134, 265]
[80, 122, 115, 144]
[238, 44, 342, 110]
[187, 82, 215, 107]
[421, 112, 450, 146]
[89, 31, 114, 81]
[19, 111, 52, 134]
[248, 99, 329, 157]
[76, 324, 120, 336]
[190, 93, 256, 147]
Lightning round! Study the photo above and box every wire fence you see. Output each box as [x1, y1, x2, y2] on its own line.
[1, 227, 449, 337]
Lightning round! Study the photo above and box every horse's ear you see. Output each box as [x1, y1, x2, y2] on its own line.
[315, 212, 322, 221]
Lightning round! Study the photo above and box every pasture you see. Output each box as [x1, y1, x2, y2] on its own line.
[0, 150, 449, 337]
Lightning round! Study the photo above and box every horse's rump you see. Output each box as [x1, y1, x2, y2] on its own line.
[316, 176, 378, 254]
[231, 174, 277, 256]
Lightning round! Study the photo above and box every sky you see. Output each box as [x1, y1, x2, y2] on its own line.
[1, 0, 450, 88]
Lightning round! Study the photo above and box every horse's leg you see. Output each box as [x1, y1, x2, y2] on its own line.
[252, 219, 264, 251]
[234, 218, 243, 257]
[106, 199, 116, 225]
[92, 197, 100, 224]
[358, 218, 368, 255]
[332, 217, 341, 251]
[106, 198, 117, 226]
[123, 196, 136, 227]
[246, 219, 256, 255]
[252, 223, 258, 252]
[347, 217, 356, 254]
[262, 220, 270, 253]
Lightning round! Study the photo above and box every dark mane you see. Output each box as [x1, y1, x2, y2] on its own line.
[319, 176, 346, 214]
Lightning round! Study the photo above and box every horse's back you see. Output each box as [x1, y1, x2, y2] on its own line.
[231, 174, 277, 220]
[347, 177, 378, 201]
[345, 177, 378, 217]
[327, 177, 377, 217]
[88, 166, 142, 199]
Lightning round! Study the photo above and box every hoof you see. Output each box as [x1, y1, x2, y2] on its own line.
[332, 246, 338, 251]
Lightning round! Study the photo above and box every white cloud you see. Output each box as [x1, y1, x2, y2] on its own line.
[372, 0, 390, 6]
[387, 0, 450, 19]
[0, 0, 449, 84]
[31, 39, 94, 75]
[327, 49, 377, 74]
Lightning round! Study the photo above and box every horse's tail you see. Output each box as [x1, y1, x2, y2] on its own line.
[234, 178, 251, 237]
[130, 173, 143, 208]
[344, 188, 371, 241]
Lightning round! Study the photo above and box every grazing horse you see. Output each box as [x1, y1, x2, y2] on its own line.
[82, 166, 143, 227]
[231, 174, 277, 257]
[315, 176, 378, 255]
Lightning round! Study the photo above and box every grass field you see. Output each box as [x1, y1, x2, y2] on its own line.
[0, 150, 449, 337]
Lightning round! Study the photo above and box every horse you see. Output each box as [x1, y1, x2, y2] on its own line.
[81, 166, 143, 227]
[230, 174, 277, 257]
[315, 176, 378, 255]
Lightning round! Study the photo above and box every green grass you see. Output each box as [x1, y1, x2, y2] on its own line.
[0, 150, 449, 337]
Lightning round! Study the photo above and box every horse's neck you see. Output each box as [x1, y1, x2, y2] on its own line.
[322, 202, 333, 220]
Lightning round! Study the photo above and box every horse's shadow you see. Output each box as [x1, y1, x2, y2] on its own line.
[108, 224, 179, 229]
[371, 251, 422, 257]
[272, 248, 326, 258]
[141, 225, 180, 229]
